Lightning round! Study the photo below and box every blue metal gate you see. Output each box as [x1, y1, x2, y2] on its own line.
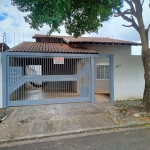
[2, 52, 95, 108]
[2, 52, 114, 108]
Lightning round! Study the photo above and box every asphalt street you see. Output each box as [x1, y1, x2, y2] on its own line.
[0, 127, 150, 150]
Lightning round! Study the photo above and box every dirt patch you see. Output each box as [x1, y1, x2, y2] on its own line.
[114, 101, 145, 116]
[0, 109, 7, 120]
[102, 100, 150, 126]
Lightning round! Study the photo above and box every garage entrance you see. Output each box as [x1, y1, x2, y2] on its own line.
[2, 52, 114, 108]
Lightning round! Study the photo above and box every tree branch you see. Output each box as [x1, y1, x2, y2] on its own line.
[115, 8, 139, 32]
[114, 9, 132, 17]
[125, 0, 137, 18]
[122, 24, 133, 27]
[147, 24, 150, 32]
[140, 0, 144, 6]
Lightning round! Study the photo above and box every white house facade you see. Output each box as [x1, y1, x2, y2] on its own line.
[0, 35, 144, 108]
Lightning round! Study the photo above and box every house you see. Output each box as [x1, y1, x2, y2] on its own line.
[0, 35, 144, 108]
[0, 43, 9, 52]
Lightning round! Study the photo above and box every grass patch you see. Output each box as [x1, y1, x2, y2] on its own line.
[20, 119, 28, 124]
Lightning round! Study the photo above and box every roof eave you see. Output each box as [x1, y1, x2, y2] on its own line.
[67, 41, 141, 46]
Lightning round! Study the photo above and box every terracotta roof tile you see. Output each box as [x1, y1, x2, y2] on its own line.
[63, 37, 141, 45]
[32, 34, 141, 46]
[9, 42, 98, 54]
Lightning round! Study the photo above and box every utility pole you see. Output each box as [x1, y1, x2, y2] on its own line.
[2, 33, 6, 52]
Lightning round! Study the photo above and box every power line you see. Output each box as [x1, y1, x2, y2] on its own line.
[14, 32, 15, 46]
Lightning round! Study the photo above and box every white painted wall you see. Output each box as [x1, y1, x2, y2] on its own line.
[114, 55, 144, 100]
[74, 43, 132, 56]
[75, 43, 144, 100]
[25, 66, 38, 90]
[81, 43, 132, 94]
[0, 53, 2, 108]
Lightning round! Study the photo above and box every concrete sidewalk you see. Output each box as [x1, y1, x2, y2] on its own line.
[0, 100, 150, 143]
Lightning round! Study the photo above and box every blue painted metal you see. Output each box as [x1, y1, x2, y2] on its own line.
[76, 64, 89, 79]
[9, 64, 90, 94]
[2, 53, 7, 108]
[90, 57, 95, 103]
[9, 77, 26, 91]
[109, 55, 114, 102]
[4, 52, 111, 58]
[80, 86, 89, 97]
[8, 97, 90, 107]
[3, 53, 92, 107]
[2, 52, 114, 108]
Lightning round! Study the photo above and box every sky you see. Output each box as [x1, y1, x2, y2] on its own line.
[0, 0, 149, 55]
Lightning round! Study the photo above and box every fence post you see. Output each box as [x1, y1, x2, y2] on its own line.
[2, 53, 7, 108]
[90, 56, 95, 103]
[109, 55, 114, 102]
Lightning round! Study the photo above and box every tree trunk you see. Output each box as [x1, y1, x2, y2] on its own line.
[142, 49, 150, 113]
[136, 14, 150, 112]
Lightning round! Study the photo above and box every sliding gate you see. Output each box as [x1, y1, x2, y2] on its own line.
[2, 53, 94, 108]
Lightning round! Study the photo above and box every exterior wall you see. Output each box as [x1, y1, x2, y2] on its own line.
[0, 53, 2, 108]
[25, 66, 38, 90]
[74, 43, 131, 56]
[40, 37, 61, 43]
[74, 43, 144, 100]
[94, 57, 109, 93]
[75, 43, 132, 95]
[114, 55, 144, 100]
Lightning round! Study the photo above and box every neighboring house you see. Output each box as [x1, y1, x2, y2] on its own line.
[0, 43, 9, 52]
[0, 35, 144, 108]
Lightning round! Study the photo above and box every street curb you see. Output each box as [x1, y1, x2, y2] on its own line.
[0, 122, 150, 145]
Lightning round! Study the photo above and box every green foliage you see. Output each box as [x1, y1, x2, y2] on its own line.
[11, 0, 123, 37]
[49, 123, 54, 132]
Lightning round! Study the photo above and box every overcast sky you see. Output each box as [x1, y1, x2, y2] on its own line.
[0, 0, 149, 55]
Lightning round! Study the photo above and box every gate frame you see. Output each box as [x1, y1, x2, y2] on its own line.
[2, 52, 114, 108]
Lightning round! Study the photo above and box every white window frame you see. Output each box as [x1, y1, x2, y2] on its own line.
[96, 63, 109, 80]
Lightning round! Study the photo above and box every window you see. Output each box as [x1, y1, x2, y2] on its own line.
[96, 65, 109, 79]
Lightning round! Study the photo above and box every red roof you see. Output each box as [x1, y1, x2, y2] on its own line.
[63, 37, 140, 45]
[32, 34, 141, 46]
[8, 42, 98, 54]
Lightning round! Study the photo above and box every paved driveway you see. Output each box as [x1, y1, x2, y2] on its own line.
[0, 96, 149, 143]
[0, 94, 113, 142]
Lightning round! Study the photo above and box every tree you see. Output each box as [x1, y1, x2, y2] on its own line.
[11, 0, 123, 37]
[11, 0, 150, 112]
[113, 0, 150, 112]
